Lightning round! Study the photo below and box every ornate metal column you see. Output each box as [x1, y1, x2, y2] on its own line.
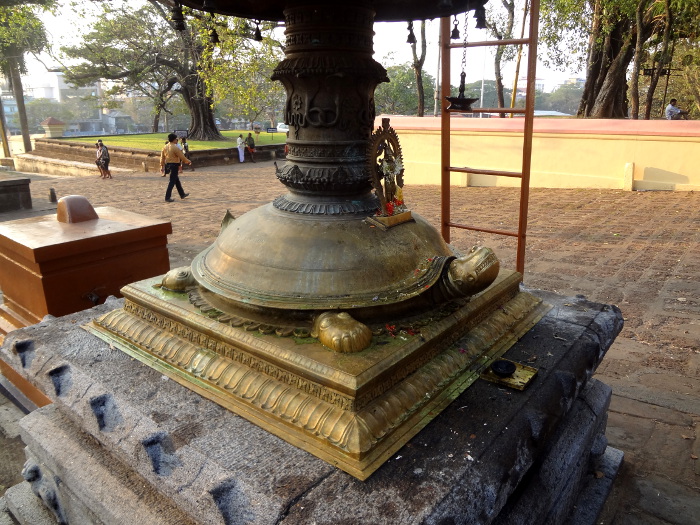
[272, 4, 385, 206]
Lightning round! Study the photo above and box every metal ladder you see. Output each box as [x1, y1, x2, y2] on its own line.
[439, 0, 541, 276]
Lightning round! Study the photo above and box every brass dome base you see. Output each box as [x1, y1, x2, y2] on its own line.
[191, 203, 454, 311]
[88, 270, 550, 480]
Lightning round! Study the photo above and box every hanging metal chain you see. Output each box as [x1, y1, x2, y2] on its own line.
[460, 11, 469, 75]
[446, 11, 478, 111]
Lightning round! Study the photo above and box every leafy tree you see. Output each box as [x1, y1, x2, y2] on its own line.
[637, 0, 700, 119]
[638, 39, 700, 119]
[406, 21, 429, 116]
[193, 15, 285, 129]
[375, 61, 436, 116]
[462, 79, 513, 110]
[61, 0, 223, 139]
[539, 83, 583, 114]
[0, 2, 52, 152]
[485, 0, 517, 114]
[540, 0, 700, 118]
[7, 98, 72, 132]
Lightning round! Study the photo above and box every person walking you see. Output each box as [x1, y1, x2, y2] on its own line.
[95, 142, 106, 178]
[181, 137, 194, 171]
[665, 99, 689, 120]
[96, 140, 112, 179]
[160, 133, 192, 202]
[245, 132, 256, 162]
[236, 134, 245, 163]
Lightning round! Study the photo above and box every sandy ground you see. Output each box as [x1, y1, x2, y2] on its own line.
[0, 161, 698, 523]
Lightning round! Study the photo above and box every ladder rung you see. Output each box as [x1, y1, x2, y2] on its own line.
[448, 38, 530, 49]
[468, 108, 527, 114]
[447, 223, 520, 238]
[449, 167, 523, 178]
[446, 107, 527, 114]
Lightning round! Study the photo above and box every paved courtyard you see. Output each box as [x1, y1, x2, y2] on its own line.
[1, 161, 698, 523]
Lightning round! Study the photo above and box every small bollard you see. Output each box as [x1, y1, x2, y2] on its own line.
[142, 161, 148, 172]
[49, 188, 57, 203]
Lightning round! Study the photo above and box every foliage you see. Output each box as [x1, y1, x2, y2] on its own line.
[461, 80, 513, 109]
[637, 38, 700, 119]
[538, 0, 591, 72]
[7, 98, 72, 132]
[375, 61, 436, 116]
[192, 15, 285, 128]
[0, 1, 53, 152]
[539, 0, 700, 118]
[61, 0, 222, 139]
[538, 83, 584, 114]
[0, 3, 49, 73]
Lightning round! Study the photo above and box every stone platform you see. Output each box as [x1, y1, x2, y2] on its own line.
[0, 288, 623, 524]
[0, 178, 32, 214]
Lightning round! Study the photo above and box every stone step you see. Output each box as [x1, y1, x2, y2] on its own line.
[4, 483, 55, 525]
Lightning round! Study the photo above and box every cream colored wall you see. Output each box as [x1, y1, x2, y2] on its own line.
[385, 118, 700, 191]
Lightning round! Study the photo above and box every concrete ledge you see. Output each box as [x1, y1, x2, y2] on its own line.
[13, 154, 133, 178]
[28, 138, 284, 174]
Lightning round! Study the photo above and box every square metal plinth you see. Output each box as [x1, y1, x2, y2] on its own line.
[87, 270, 549, 479]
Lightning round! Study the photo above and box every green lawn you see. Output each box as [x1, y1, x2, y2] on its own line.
[61, 130, 287, 152]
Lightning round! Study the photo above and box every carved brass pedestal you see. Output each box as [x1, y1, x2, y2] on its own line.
[89, 270, 547, 479]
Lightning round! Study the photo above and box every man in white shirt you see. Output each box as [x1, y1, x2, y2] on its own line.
[665, 99, 689, 120]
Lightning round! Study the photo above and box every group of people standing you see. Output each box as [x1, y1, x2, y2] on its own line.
[95, 140, 112, 179]
[237, 133, 256, 162]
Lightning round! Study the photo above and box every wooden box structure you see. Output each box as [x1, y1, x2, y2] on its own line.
[0, 198, 171, 337]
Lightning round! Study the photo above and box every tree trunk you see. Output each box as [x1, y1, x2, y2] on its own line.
[630, 0, 651, 119]
[488, 1, 515, 118]
[580, 16, 636, 118]
[152, 107, 162, 133]
[179, 74, 223, 140]
[643, 0, 672, 119]
[0, 98, 11, 157]
[7, 50, 31, 153]
[494, 49, 506, 117]
[589, 30, 636, 118]
[578, 0, 603, 117]
[411, 21, 427, 117]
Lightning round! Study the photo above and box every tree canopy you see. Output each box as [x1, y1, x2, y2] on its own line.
[539, 0, 700, 118]
[61, 0, 224, 139]
[0, 1, 52, 151]
[191, 15, 285, 128]
[375, 60, 436, 116]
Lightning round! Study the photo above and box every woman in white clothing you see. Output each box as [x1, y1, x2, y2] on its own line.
[236, 134, 245, 162]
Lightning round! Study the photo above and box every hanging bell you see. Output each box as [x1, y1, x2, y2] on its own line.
[406, 21, 416, 44]
[450, 16, 460, 40]
[474, 6, 487, 29]
[210, 28, 220, 44]
[201, 0, 217, 12]
[170, 4, 186, 31]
